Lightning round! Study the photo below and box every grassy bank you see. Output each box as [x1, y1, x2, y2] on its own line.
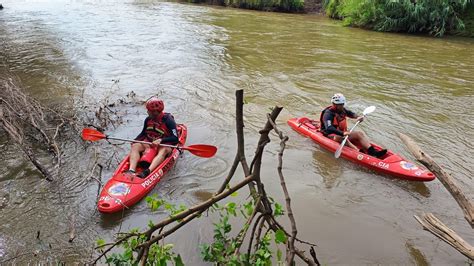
[322, 0, 474, 37]
[188, 0, 305, 12]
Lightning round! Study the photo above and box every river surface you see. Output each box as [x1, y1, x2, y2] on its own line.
[1, 1, 474, 264]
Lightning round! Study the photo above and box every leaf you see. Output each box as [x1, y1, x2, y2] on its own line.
[230, 191, 239, 197]
[275, 229, 287, 244]
[277, 249, 283, 263]
[174, 254, 185, 266]
[274, 203, 284, 216]
[96, 238, 106, 247]
[226, 202, 237, 216]
[123, 248, 133, 260]
[148, 220, 155, 228]
[244, 201, 254, 216]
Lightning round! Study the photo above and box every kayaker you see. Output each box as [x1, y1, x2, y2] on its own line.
[125, 97, 179, 178]
[320, 93, 387, 158]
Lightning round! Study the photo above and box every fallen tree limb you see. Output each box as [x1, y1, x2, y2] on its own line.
[398, 133, 474, 226]
[414, 213, 474, 260]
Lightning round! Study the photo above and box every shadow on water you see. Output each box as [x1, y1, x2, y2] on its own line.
[312, 148, 343, 189]
[192, 190, 214, 202]
[395, 179, 431, 198]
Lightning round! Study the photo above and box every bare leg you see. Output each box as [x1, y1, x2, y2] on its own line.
[148, 147, 172, 171]
[348, 131, 371, 150]
[129, 143, 147, 171]
[334, 135, 358, 150]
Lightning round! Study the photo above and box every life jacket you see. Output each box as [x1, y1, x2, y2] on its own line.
[319, 105, 348, 133]
[145, 113, 172, 141]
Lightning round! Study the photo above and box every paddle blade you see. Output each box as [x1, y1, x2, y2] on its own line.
[81, 128, 107, 141]
[182, 144, 217, 158]
[363, 106, 376, 116]
[335, 136, 348, 158]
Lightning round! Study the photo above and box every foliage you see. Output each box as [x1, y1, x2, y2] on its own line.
[200, 198, 287, 265]
[97, 196, 288, 264]
[97, 229, 184, 265]
[189, 0, 304, 12]
[95, 195, 186, 265]
[457, 3, 474, 36]
[323, 0, 473, 37]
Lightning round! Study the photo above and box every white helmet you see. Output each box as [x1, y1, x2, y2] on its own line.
[331, 93, 346, 105]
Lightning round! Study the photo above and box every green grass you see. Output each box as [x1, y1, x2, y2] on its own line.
[323, 0, 474, 37]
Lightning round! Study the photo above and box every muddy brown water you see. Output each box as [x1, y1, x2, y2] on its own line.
[1, 1, 473, 264]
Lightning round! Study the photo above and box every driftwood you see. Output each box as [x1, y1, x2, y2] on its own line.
[398, 133, 474, 226]
[0, 76, 62, 181]
[414, 213, 474, 260]
[93, 89, 319, 265]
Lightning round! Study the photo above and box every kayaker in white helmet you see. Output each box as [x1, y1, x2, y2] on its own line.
[320, 93, 387, 158]
[124, 97, 179, 178]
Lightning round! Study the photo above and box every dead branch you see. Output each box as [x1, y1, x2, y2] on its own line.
[267, 113, 298, 265]
[398, 133, 474, 225]
[137, 175, 255, 249]
[415, 213, 474, 260]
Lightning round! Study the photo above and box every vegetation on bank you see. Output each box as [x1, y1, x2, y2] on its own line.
[322, 0, 474, 37]
[457, 3, 474, 36]
[189, 0, 304, 12]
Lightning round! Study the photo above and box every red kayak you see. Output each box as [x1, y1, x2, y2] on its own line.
[288, 117, 435, 182]
[98, 124, 187, 213]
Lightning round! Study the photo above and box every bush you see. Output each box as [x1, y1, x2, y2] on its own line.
[323, 0, 473, 37]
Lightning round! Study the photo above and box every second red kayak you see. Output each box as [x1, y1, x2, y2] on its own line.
[288, 117, 435, 182]
[97, 124, 187, 213]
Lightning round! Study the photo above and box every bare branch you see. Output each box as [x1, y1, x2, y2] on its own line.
[415, 213, 474, 260]
[398, 133, 474, 225]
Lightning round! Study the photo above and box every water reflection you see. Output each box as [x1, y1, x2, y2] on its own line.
[395, 180, 431, 199]
[312, 149, 343, 189]
[406, 241, 429, 266]
[192, 190, 214, 202]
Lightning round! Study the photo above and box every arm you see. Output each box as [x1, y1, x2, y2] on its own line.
[345, 108, 358, 119]
[345, 108, 365, 122]
[161, 115, 179, 145]
[322, 111, 344, 136]
[134, 117, 149, 141]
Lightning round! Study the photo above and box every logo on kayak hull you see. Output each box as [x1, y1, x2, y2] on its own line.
[108, 183, 130, 196]
[400, 161, 418, 171]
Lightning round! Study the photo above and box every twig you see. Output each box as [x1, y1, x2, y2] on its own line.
[266, 113, 298, 265]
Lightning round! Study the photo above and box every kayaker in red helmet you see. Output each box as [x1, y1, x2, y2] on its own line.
[125, 97, 179, 178]
[320, 93, 387, 158]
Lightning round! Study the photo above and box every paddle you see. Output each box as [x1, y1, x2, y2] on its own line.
[334, 106, 376, 159]
[81, 128, 217, 158]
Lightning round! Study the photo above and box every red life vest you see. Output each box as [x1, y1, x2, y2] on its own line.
[319, 105, 348, 132]
[145, 113, 172, 141]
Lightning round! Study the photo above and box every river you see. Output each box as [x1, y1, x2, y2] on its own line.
[1, 0, 473, 264]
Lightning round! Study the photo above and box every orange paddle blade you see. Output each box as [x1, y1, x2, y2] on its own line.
[182, 144, 217, 158]
[81, 128, 107, 141]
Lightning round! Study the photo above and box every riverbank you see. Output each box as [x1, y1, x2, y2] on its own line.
[192, 0, 473, 37]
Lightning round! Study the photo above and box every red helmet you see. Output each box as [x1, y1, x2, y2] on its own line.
[146, 97, 164, 112]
